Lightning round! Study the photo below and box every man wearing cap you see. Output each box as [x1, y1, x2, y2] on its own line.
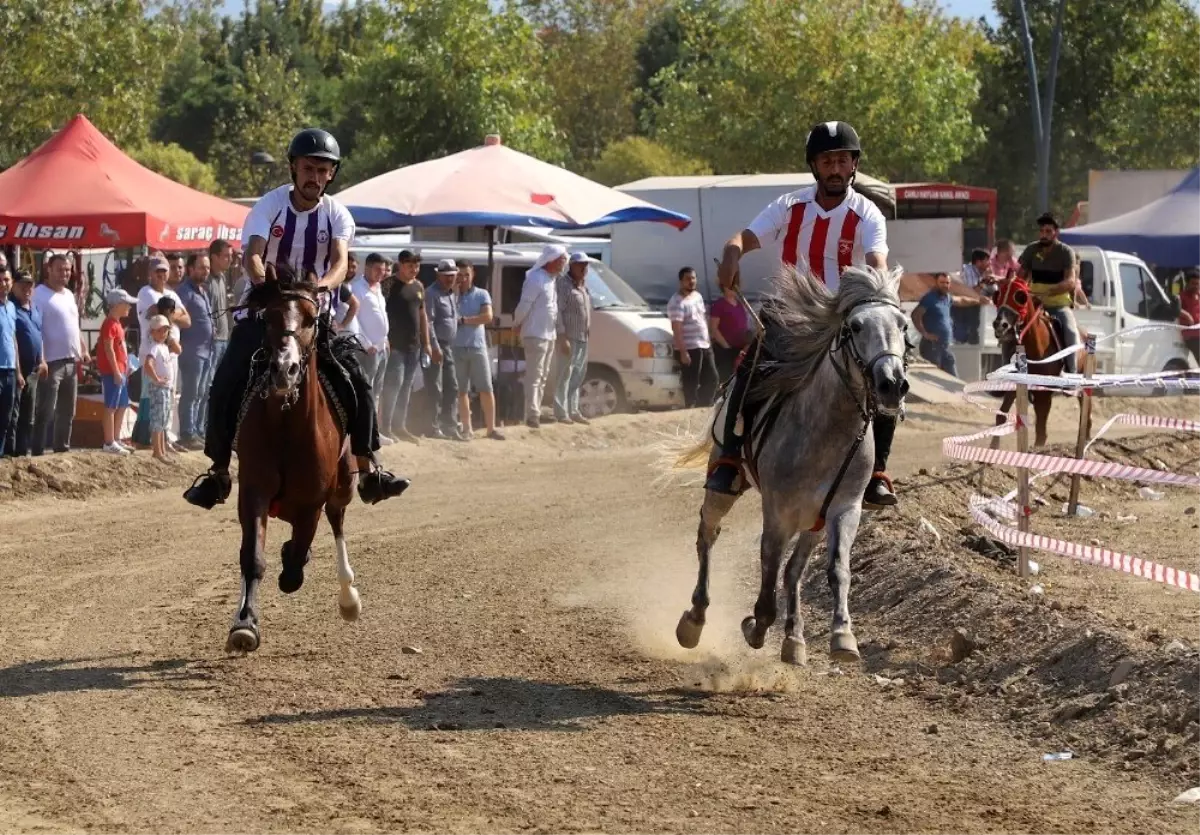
[1018, 212, 1081, 374]
[554, 252, 593, 423]
[423, 259, 464, 440]
[514, 244, 566, 428]
[6, 269, 44, 457]
[704, 120, 901, 509]
[184, 128, 410, 509]
[0, 257, 18, 456]
[97, 287, 139, 454]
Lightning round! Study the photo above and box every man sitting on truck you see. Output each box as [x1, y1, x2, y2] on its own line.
[1018, 212, 1081, 374]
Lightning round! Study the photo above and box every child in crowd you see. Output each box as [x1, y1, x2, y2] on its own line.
[142, 315, 176, 463]
[98, 289, 138, 455]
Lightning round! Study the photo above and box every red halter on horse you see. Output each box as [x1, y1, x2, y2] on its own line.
[991, 277, 1063, 448]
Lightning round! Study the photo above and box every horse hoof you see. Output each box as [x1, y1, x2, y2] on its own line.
[278, 568, 305, 594]
[829, 631, 861, 663]
[226, 625, 260, 654]
[781, 636, 807, 666]
[741, 616, 766, 650]
[675, 610, 704, 649]
[338, 587, 362, 622]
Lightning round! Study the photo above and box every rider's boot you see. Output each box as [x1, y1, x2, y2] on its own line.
[183, 319, 258, 510]
[356, 455, 411, 505]
[184, 466, 232, 509]
[863, 414, 898, 508]
[704, 368, 750, 495]
[345, 354, 411, 505]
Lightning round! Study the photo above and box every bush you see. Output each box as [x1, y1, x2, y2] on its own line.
[586, 136, 710, 187]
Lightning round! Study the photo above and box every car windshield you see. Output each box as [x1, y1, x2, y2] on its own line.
[584, 262, 649, 310]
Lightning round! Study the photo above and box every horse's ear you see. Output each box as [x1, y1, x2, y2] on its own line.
[265, 262, 278, 284]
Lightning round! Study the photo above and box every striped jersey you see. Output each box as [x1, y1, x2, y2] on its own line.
[242, 185, 355, 279]
[237, 185, 356, 318]
[747, 186, 888, 292]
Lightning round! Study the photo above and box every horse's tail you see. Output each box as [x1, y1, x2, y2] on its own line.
[651, 406, 720, 491]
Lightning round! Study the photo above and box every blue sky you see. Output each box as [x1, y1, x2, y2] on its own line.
[222, 0, 999, 25]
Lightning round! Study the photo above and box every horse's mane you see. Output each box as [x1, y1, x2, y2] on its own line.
[244, 262, 320, 309]
[754, 263, 902, 396]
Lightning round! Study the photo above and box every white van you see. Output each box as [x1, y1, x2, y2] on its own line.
[949, 246, 1193, 380]
[348, 239, 682, 417]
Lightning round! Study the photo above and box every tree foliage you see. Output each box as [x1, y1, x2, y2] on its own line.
[0, 0, 173, 168]
[341, 0, 565, 181]
[587, 137, 710, 186]
[962, 0, 1200, 237]
[126, 141, 220, 193]
[646, 0, 986, 180]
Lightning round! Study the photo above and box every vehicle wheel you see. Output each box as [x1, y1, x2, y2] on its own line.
[1163, 358, 1190, 373]
[578, 365, 626, 418]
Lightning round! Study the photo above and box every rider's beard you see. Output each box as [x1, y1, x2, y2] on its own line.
[819, 174, 849, 197]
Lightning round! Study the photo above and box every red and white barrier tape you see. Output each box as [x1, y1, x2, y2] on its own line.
[1010, 321, 1200, 368]
[968, 496, 1200, 592]
[944, 412, 1200, 592]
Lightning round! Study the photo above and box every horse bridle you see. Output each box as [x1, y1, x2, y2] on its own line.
[829, 297, 908, 422]
[253, 288, 325, 410]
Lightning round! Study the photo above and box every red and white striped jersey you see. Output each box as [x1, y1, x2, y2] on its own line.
[747, 186, 888, 292]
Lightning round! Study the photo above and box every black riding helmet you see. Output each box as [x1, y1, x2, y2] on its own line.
[288, 128, 341, 187]
[804, 121, 862, 166]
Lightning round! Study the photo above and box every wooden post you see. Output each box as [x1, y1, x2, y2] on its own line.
[1014, 345, 1031, 578]
[1067, 335, 1097, 516]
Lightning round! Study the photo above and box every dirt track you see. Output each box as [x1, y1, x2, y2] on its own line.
[0, 400, 1196, 834]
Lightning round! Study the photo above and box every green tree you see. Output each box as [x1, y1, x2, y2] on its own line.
[127, 142, 220, 193]
[962, 0, 1200, 237]
[646, 0, 985, 180]
[0, 0, 174, 167]
[343, 0, 565, 180]
[587, 136, 710, 186]
[519, 0, 666, 169]
[207, 50, 309, 196]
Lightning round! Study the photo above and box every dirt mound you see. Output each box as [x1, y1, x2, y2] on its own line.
[798, 432, 1200, 787]
[0, 451, 203, 502]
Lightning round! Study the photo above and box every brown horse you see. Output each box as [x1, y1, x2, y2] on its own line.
[226, 263, 360, 653]
[991, 277, 1081, 447]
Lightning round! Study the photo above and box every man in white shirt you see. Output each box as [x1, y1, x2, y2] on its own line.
[513, 244, 566, 428]
[31, 254, 90, 455]
[353, 253, 391, 440]
[706, 121, 901, 508]
[184, 128, 409, 510]
[667, 266, 718, 408]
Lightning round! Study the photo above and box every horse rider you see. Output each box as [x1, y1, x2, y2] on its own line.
[184, 128, 411, 510]
[704, 120, 902, 508]
[1017, 212, 1080, 374]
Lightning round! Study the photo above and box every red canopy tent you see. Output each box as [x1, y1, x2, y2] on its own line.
[0, 114, 247, 249]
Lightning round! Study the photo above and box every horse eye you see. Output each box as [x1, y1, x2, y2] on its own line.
[1014, 291, 1028, 304]
[850, 321, 863, 333]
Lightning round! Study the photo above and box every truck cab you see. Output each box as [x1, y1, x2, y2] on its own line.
[950, 245, 1191, 379]
[348, 240, 682, 418]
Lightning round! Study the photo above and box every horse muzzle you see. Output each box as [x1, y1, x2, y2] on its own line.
[270, 358, 302, 395]
[873, 359, 909, 414]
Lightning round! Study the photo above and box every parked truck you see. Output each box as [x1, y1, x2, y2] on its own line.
[948, 245, 1193, 381]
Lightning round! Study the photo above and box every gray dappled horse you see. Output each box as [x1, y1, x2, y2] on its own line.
[674, 265, 909, 665]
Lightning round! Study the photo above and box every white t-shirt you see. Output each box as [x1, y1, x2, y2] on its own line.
[351, 277, 388, 351]
[145, 342, 175, 389]
[32, 284, 82, 363]
[137, 284, 182, 386]
[667, 291, 711, 350]
[747, 186, 888, 291]
[242, 185, 355, 278]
